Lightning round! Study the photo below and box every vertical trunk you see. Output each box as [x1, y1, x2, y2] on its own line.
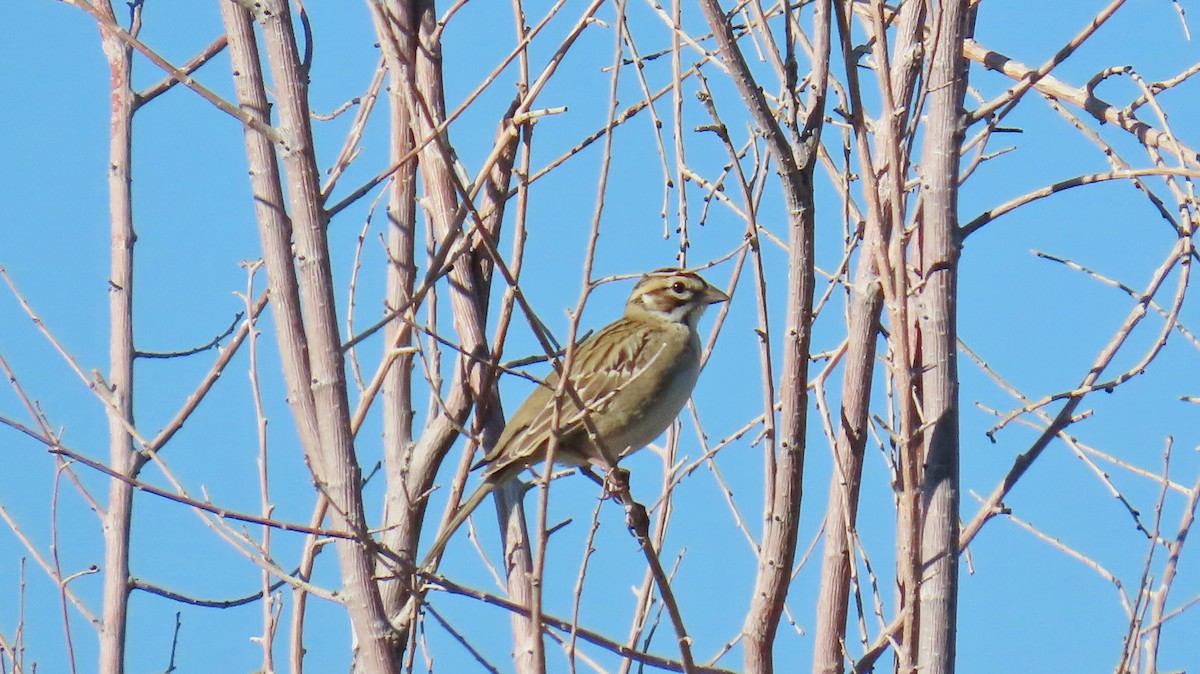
[405, 1, 538, 665]
[97, 9, 135, 673]
[695, 2, 828, 672]
[814, 3, 929, 670]
[369, 3, 528, 665]
[220, 4, 327, 669]
[253, 1, 402, 669]
[916, 1, 972, 672]
[218, 2, 321, 461]
[810, 251, 883, 674]
[742, 189, 815, 674]
[493, 479, 539, 672]
[376, 0, 420, 620]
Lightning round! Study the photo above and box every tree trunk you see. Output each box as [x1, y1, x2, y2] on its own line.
[97, 6, 136, 671]
[915, 1, 972, 672]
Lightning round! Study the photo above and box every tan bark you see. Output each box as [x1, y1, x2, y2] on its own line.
[695, 2, 830, 671]
[97, 5, 136, 671]
[915, 2, 973, 672]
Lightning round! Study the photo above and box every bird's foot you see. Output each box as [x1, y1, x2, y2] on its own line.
[603, 466, 631, 497]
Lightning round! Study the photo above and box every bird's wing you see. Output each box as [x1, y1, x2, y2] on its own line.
[480, 319, 669, 477]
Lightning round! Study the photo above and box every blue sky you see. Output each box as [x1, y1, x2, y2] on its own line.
[2, 1, 1199, 673]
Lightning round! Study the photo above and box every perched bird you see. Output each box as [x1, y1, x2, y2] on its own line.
[420, 268, 728, 570]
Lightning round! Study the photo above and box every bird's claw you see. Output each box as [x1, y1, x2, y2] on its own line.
[602, 467, 631, 497]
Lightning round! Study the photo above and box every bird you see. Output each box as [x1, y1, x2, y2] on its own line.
[419, 268, 728, 571]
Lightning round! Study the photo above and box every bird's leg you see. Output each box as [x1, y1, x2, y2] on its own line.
[602, 466, 631, 498]
[580, 461, 630, 500]
[599, 468, 651, 548]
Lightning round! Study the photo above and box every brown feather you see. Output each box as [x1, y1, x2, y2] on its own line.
[420, 269, 727, 571]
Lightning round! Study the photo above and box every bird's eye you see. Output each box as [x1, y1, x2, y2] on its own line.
[671, 281, 687, 294]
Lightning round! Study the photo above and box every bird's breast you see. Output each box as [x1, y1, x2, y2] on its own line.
[600, 328, 701, 455]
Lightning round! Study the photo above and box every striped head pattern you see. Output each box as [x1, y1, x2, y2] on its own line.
[624, 268, 728, 328]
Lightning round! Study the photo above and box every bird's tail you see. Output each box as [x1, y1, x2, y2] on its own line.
[419, 479, 498, 572]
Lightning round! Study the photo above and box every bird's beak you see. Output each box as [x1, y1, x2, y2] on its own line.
[702, 285, 730, 304]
